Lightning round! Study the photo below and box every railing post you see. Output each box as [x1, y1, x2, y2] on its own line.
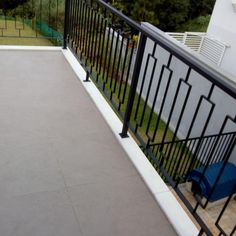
[63, 0, 70, 49]
[83, 70, 91, 82]
[120, 33, 147, 138]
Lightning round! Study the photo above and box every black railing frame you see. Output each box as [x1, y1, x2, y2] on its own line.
[62, 1, 236, 235]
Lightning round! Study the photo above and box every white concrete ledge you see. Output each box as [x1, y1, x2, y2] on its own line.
[62, 48, 199, 236]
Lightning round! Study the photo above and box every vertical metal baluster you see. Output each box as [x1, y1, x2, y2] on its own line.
[98, 17, 107, 75]
[72, 0, 77, 47]
[136, 57, 157, 132]
[133, 53, 152, 126]
[80, 1, 85, 53]
[95, 13, 102, 72]
[120, 40, 135, 108]
[117, 37, 129, 104]
[84, 3, 89, 57]
[74, 0, 79, 51]
[87, 7, 93, 60]
[102, 21, 110, 89]
[150, 55, 173, 143]
[216, 134, 228, 162]
[85, 5, 91, 60]
[165, 67, 192, 156]
[91, 9, 98, 67]
[216, 133, 232, 162]
[63, 0, 70, 49]
[133, 45, 155, 121]
[39, 0, 42, 33]
[56, 0, 59, 31]
[181, 139, 198, 179]
[109, 30, 120, 96]
[120, 33, 147, 138]
[82, 3, 88, 56]
[113, 35, 124, 101]
[49, 0, 52, 38]
[105, 15, 115, 89]
[198, 137, 213, 165]
[166, 140, 181, 176]
[77, 0, 82, 53]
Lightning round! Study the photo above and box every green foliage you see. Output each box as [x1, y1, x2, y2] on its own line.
[131, 0, 190, 31]
[188, 0, 215, 19]
[109, 1, 125, 12]
[157, 0, 190, 31]
[107, 0, 190, 31]
[176, 15, 211, 32]
[0, 0, 28, 11]
[109, 0, 135, 15]
[132, 0, 160, 26]
[107, 0, 215, 31]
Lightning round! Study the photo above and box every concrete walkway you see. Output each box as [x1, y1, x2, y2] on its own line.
[0, 50, 177, 236]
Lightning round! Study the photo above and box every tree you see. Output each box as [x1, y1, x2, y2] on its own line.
[158, 0, 190, 31]
[188, 0, 215, 19]
[0, 0, 28, 11]
[132, 0, 189, 31]
[107, 0, 190, 31]
[106, 0, 214, 31]
[106, 0, 135, 16]
[132, 0, 161, 26]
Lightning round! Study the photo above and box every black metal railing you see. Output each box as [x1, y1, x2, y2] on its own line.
[0, 0, 64, 45]
[63, 1, 236, 235]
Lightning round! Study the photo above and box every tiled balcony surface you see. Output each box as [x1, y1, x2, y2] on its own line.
[0, 50, 177, 236]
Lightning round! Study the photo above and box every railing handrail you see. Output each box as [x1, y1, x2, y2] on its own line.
[96, 0, 236, 99]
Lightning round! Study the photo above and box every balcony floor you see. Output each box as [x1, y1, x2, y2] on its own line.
[0, 49, 177, 236]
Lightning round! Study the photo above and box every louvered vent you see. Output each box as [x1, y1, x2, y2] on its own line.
[199, 37, 227, 65]
[167, 32, 229, 66]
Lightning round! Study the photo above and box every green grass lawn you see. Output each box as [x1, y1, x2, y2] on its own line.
[0, 19, 53, 46]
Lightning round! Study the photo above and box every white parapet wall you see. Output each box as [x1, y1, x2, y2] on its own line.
[207, 0, 236, 79]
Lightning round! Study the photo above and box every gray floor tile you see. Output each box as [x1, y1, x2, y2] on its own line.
[67, 175, 177, 236]
[0, 151, 65, 197]
[0, 190, 83, 236]
[52, 133, 138, 186]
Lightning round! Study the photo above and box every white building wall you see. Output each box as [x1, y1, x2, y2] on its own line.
[207, 0, 236, 79]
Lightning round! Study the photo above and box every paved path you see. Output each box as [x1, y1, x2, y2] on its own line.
[0, 50, 177, 236]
